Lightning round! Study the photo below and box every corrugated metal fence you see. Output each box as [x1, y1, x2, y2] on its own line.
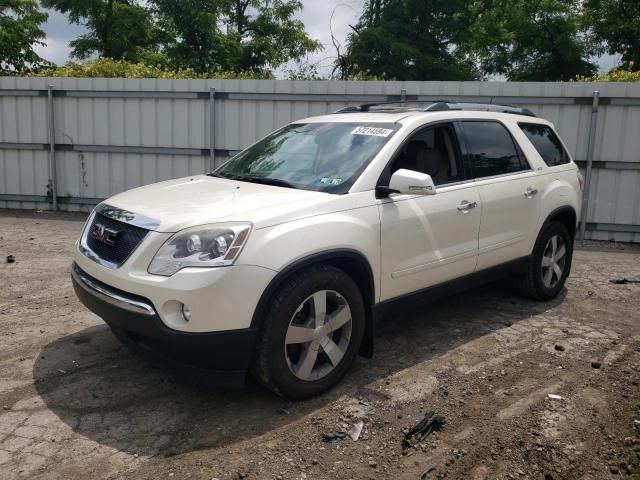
[1, 77, 639, 242]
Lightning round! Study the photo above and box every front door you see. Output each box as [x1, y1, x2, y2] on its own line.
[378, 123, 481, 301]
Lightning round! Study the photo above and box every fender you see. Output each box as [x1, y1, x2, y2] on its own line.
[250, 248, 376, 357]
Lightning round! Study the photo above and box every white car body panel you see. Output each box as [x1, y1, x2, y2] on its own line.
[378, 182, 481, 300]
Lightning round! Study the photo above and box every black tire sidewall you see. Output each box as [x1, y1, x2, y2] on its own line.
[532, 222, 573, 299]
[264, 267, 365, 399]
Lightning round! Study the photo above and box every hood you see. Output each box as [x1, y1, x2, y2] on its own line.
[104, 175, 342, 232]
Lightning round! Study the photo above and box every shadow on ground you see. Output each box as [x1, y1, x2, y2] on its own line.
[33, 279, 565, 458]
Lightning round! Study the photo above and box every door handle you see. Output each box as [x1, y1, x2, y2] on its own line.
[524, 187, 539, 198]
[457, 200, 478, 212]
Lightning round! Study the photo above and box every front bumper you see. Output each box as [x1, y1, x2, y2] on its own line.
[71, 263, 258, 388]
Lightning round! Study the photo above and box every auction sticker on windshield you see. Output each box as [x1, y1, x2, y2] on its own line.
[351, 126, 394, 137]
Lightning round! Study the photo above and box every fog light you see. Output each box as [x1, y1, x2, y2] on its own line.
[181, 304, 192, 322]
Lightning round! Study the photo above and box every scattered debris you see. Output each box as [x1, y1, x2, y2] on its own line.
[322, 431, 347, 442]
[610, 277, 640, 285]
[57, 369, 67, 375]
[420, 466, 436, 479]
[547, 394, 562, 400]
[554, 344, 565, 352]
[278, 406, 290, 415]
[591, 361, 602, 369]
[403, 411, 445, 448]
[6, 255, 15, 263]
[348, 421, 364, 441]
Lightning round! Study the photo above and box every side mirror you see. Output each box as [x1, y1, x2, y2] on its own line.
[384, 169, 436, 196]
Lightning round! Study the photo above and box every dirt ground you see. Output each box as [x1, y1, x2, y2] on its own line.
[1, 209, 639, 480]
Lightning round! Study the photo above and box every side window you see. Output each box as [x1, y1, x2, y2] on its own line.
[386, 124, 465, 186]
[462, 121, 528, 179]
[519, 123, 569, 167]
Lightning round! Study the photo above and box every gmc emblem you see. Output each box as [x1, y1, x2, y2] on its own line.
[91, 224, 119, 246]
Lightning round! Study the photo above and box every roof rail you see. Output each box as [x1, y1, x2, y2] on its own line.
[334, 101, 422, 113]
[424, 102, 537, 117]
[334, 100, 537, 117]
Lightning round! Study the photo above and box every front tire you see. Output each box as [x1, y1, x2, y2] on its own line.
[252, 265, 365, 400]
[519, 221, 573, 300]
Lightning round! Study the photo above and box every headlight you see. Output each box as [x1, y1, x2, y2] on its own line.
[148, 223, 251, 276]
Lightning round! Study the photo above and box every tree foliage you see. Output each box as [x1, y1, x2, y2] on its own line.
[466, 0, 597, 81]
[341, 0, 480, 81]
[0, 0, 49, 73]
[40, 0, 158, 61]
[577, 65, 640, 82]
[582, 0, 640, 70]
[151, 0, 321, 74]
[342, 0, 600, 81]
[35, 58, 274, 79]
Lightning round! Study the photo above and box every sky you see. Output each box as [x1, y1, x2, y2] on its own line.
[33, 0, 620, 78]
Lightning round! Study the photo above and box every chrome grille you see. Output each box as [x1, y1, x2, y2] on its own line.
[85, 212, 148, 265]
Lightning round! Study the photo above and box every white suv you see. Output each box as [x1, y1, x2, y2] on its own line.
[72, 102, 582, 399]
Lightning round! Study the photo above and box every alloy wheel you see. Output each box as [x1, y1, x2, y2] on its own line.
[284, 290, 352, 382]
[541, 234, 566, 289]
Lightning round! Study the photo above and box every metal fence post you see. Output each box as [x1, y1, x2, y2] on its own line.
[579, 90, 600, 240]
[209, 87, 216, 172]
[46, 84, 58, 211]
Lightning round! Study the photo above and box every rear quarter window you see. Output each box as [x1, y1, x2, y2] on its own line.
[519, 123, 570, 167]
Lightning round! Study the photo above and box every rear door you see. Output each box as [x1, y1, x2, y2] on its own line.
[459, 120, 541, 271]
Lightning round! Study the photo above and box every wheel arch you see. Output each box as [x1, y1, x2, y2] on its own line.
[541, 206, 578, 240]
[250, 249, 376, 358]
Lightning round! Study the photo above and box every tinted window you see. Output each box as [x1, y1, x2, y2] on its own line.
[462, 121, 527, 178]
[519, 123, 569, 167]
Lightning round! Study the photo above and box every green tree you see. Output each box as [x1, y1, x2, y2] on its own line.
[583, 0, 640, 70]
[152, 0, 321, 74]
[470, 0, 597, 81]
[0, 0, 49, 73]
[40, 0, 158, 61]
[340, 0, 480, 81]
[151, 0, 234, 73]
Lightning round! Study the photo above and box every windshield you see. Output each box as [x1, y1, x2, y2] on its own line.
[213, 122, 399, 193]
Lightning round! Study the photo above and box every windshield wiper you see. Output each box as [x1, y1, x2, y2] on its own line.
[240, 176, 297, 189]
[211, 172, 297, 189]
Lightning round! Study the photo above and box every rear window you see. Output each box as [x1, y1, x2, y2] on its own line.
[519, 123, 570, 167]
[462, 121, 528, 178]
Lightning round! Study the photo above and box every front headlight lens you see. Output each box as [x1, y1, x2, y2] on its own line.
[148, 223, 251, 276]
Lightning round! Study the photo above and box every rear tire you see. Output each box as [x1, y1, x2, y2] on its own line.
[519, 221, 573, 300]
[251, 265, 365, 400]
